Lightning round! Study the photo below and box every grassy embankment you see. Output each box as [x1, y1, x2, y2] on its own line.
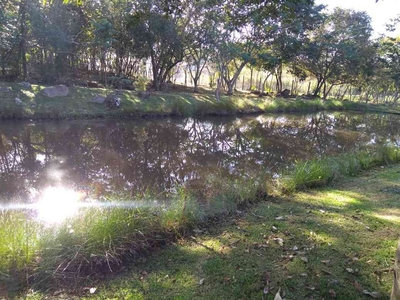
[1, 145, 400, 298]
[0, 82, 398, 120]
[63, 163, 400, 300]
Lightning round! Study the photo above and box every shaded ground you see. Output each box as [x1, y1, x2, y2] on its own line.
[24, 165, 400, 299]
[0, 82, 397, 120]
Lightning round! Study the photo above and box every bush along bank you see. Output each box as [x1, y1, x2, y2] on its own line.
[1, 145, 400, 296]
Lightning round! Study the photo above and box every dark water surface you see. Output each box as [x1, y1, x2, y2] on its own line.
[0, 112, 399, 204]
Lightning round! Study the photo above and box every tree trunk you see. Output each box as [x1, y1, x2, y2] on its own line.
[100, 49, 106, 85]
[91, 50, 96, 72]
[19, 0, 27, 80]
[275, 63, 283, 93]
[261, 74, 271, 93]
[193, 77, 199, 93]
[215, 76, 221, 102]
[391, 241, 400, 300]
[313, 78, 324, 97]
[184, 69, 187, 86]
[226, 81, 234, 95]
[249, 67, 253, 90]
[1, 55, 5, 75]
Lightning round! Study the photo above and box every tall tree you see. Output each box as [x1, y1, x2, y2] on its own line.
[211, 0, 320, 95]
[292, 8, 374, 99]
[128, 0, 185, 91]
[184, 1, 217, 93]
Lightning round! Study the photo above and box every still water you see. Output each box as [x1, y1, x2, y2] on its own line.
[0, 112, 399, 205]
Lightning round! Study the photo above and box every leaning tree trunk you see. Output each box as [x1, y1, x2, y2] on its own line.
[226, 81, 235, 95]
[391, 241, 400, 300]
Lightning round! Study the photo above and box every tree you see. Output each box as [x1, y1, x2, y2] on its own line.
[377, 37, 400, 103]
[0, 0, 19, 76]
[29, 0, 88, 81]
[184, 1, 217, 93]
[128, 0, 185, 91]
[292, 8, 374, 99]
[92, 18, 115, 85]
[262, 1, 324, 93]
[211, 0, 320, 95]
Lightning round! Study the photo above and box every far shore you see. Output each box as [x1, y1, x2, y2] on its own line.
[0, 82, 399, 121]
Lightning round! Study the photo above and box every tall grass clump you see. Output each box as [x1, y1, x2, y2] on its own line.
[278, 145, 400, 194]
[0, 212, 43, 293]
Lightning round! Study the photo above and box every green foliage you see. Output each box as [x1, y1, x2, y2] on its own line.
[292, 8, 375, 99]
[127, 2, 185, 90]
[136, 76, 148, 92]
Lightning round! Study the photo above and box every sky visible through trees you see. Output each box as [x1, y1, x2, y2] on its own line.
[0, 0, 399, 101]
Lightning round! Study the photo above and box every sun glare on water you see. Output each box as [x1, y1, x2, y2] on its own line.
[36, 187, 83, 224]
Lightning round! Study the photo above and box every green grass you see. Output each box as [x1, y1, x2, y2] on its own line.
[24, 164, 400, 299]
[0, 82, 397, 120]
[278, 146, 400, 194]
[1, 146, 400, 297]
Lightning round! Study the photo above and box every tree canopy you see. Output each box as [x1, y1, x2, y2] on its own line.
[0, 0, 398, 100]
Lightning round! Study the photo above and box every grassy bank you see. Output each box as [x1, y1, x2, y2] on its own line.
[39, 164, 398, 299]
[0, 82, 398, 120]
[1, 146, 400, 297]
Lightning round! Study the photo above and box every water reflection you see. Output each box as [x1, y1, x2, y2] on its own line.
[0, 112, 399, 204]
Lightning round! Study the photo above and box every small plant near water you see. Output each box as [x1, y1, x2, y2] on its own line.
[278, 145, 400, 194]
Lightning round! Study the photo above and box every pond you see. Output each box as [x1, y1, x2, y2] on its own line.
[0, 111, 399, 214]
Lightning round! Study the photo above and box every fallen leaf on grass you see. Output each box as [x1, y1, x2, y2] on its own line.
[354, 280, 362, 293]
[346, 268, 354, 273]
[229, 239, 240, 247]
[263, 286, 270, 295]
[273, 238, 284, 246]
[322, 269, 333, 275]
[329, 289, 337, 298]
[300, 256, 308, 263]
[263, 272, 271, 294]
[321, 259, 331, 265]
[362, 290, 382, 298]
[274, 288, 283, 300]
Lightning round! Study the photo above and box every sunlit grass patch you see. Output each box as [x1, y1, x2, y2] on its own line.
[373, 210, 400, 224]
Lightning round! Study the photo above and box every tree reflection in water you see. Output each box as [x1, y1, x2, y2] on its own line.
[0, 112, 399, 204]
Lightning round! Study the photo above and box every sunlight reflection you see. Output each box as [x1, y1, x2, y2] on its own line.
[36, 187, 83, 223]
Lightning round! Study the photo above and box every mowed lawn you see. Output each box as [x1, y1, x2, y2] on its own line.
[23, 165, 400, 299]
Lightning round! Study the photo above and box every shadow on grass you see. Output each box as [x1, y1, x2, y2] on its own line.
[24, 166, 399, 300]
